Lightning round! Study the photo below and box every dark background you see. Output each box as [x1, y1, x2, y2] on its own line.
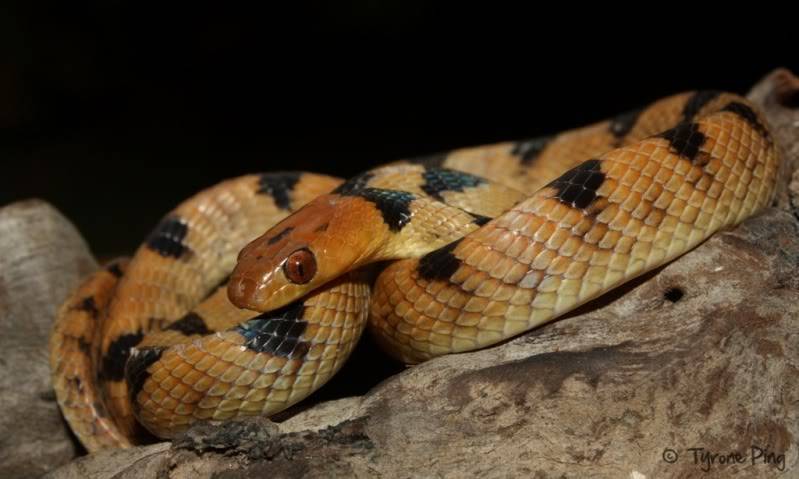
[2, 2, 796, 257]
[2, 2, 796, 410]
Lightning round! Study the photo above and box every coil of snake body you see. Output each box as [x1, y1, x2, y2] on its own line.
[49, 91, 778, 452]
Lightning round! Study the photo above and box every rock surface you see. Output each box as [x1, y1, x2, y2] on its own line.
[8, 69, 799, 478]
[0, 200, 98, 478]
[748, 68, 799, 212]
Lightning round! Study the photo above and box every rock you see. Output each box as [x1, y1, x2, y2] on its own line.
[746, 68, 799, 211]
[41, 443, 170, 479]
[0, 200, 98, 478]
[38, 68, 799, 478]
[278, 397, 361, 434]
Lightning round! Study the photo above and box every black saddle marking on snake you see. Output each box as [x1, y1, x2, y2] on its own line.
[609, 109, 643, 140]
[235, 301, 310, 359]
[420, 167, 486, 201]
[165, 312, 212, 336]
[126, 348, 165, 404]
[682, 90, 722, 122]
[106, 262, 124, 278]
[146, 216, 191, 259]
[469, 213, 493, 226]
[337, 186, 415, 232]
[512, 136, 553, 164]
[417, 238, 464, 281]
[333, 172, 375, 195]
[257, 172, 303, 210]
[722, 101, 771, 140]
[100, 331, 145, 382]
[407, 152, 448, 168]
[658, 122, 707, 163]
[550, 159, 606, 210]
[74, 296, 100, 318]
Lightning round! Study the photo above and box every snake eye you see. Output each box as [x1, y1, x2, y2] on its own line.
[283, 248, 317, 284]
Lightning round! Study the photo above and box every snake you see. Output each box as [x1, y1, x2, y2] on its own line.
[49, 91, 778, 452]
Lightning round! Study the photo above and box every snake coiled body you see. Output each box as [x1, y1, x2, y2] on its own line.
[49, 91, 778, 451]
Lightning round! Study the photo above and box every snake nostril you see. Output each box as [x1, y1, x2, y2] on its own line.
[663, 287, 684, 303]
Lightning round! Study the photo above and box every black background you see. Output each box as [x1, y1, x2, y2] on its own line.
[2, 3, 796, 257]
[2, 2, 796, 412]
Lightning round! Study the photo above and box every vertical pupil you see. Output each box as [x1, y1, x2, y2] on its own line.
[284, 249, 315, 284]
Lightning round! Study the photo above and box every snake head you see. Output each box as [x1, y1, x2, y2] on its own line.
[228, 193, 382, 312]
